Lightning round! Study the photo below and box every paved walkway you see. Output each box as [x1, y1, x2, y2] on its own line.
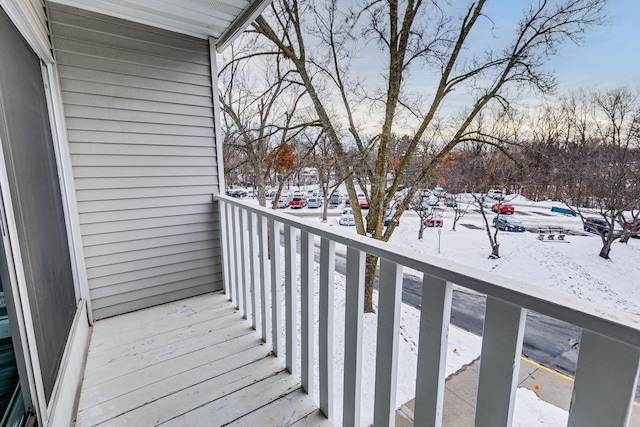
[396, 357, 640, 426]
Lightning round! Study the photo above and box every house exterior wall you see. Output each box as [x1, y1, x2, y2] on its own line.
[49, 3, 223, 319]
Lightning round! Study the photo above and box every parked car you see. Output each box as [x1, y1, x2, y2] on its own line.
[384, 209, 400, 226]
[625, 220, 640, 238]
[423, 215, 443, 227]
[487, 189, 504, 200]
[290, 197, 307, 209]
[358, 194, 369, 209]
[583, 217, 623, 236]
[307, 197, 322, 208]
[276, 197, 289, 208]
[228, 189, 247, 198]
[492, 203, 515, 214]
[265, 189, 277, 199]
[329, 194, 341, 205]
[493, 216, 525, 232]
[339, 208, 356, 226]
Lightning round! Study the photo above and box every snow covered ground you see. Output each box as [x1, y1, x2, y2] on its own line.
[247, 192, 639, 425]
[322, 196, 640, 315]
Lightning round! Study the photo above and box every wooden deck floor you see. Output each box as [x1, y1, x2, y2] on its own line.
[74, 291, 331, 426]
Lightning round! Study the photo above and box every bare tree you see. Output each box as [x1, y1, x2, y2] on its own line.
[554, 88, 640, 258]
[251, 0, 606, 311]
[219, 46, 318, 206]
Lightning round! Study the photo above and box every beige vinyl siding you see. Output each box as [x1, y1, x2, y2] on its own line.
[49, 3, 223, 319]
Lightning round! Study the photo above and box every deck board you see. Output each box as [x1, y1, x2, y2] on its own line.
[75, 292, 331, 427]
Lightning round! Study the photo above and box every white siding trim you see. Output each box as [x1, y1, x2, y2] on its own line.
[42, 63, 94, 322]
[210, 37, 225, 193]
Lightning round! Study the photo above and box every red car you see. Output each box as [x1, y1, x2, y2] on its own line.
[492, 203, 514, 214]
[289, 197, 307, 209]
[423, 215, 443, 227]
[358, 198, 369, 209]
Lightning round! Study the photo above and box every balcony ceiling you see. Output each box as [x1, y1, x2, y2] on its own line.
[49, 0, 271, 50]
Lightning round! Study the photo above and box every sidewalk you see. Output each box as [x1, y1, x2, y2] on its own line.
[395, 357, 640, 426]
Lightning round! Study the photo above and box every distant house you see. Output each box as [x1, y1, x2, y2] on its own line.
[0, 0, 268, 424]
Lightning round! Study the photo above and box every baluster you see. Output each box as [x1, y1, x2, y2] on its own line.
[284, 224, 297, 375]
[373, 258, 403, 427]
[319, 237, 335, 420]
[239, 208, 249, 319]
[568, 329, 640, 427]
[413, 275, 452, 427]
[268, 219, 282, 356]
[258, 215, 268, 342]
[300, 231, 315, 394]
[247, 211, 258, 330]
[231, 205, 241, 307]
[343, 247, 365, 427]
[475, 297, 526, 426]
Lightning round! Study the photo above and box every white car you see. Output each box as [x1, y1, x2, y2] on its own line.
[276, 197, 289, 209]
[339, 208, 355, 226]
[487, 189, 504, 200]
[307, 197, 322, 208]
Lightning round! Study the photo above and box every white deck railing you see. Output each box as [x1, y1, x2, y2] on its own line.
[215, 195, 640, 427]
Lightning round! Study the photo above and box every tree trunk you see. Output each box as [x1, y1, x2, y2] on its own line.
[599, 242, 612, 259]
[490, 242, 500, 259]
[364, 253, 378, 313]
[255, 170, 267, 207]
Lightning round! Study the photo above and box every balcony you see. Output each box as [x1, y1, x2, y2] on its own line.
[74, 195, 640, 426]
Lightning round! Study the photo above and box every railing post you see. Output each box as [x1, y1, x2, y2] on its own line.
[284, 224, 297, 375]
[224, 202, 235, 303]
[258, 215, 268, 342]
[475, 296, 526, 427]
[568, 330, 640, 427]
[217, 199, 230, 297]
[413, 275, 453, 427]
[374, 258, 403, 427]
[247, 211, 258, 330]
[319, 237, 335, 420]
[343, 247, 365, 427]
[268, 219, 282, 356]
[300, 230, 315, 394]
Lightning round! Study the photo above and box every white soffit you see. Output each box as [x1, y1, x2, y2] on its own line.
[48, 0, 270, 50]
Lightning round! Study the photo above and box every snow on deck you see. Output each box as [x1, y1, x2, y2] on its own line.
[74, 292, 330, 426]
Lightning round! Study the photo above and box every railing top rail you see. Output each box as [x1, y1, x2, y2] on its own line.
[215, 194, 640, 348]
